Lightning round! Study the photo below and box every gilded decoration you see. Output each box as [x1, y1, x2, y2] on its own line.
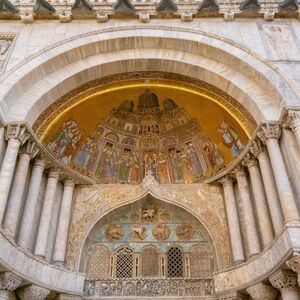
[65, 179, 231, 271]
[33, 72, 255, 184]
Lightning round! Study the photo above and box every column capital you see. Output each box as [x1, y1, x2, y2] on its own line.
[5, 124, 30, 145]
[286, 253, 300, 282]
[284, 109, 300, 131]
[269, 269, 298, 290]
[232, 165, 247, 177]
[246, 282, 277, 300]
[20, 140, 39, 159]
[18, 284, 50, 300]
[64, 178, 75, 189]
[218, 291, 248, 300]
[48, 168, 60, 180]
[250, 139, 265, 158]
[0, 272, 22, 292]
[34, 157, 46, 169]
[258, 123, 281, 144]
[242, 153, 258, 168]
[218, 175, 233, 186]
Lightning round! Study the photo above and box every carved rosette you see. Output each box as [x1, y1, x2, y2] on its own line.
[0, 272, 22, 292]
[257, 123, 281, 144]
[269, 269, 298, 291]
[246, 282, 277, 300]
[5, 124, 30, 145]
[21, 284, 50, 300]
[250, 139, 265, 158]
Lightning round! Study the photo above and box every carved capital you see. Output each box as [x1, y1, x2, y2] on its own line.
[286, 253, 300, 285]
[218, 175, 233, 186]
[232, 165, 247, 178]
[285, 110, 300, 131]
[18, 284, 50, 300]
[64, 178, 75, 189]
[34, 157, 46, 169]
[5, 124, 30, 145]
[48, 168, 60, 180]
[257, 124, 281, 144]
[242, 153, 258, 169]
[269, 269, 298, 291]
[250, 139, 265, 158]
[0, 272, 22, 292]
[20, 140, 39, 159]
[246, 282, 277, 300]
[218, 290, 248, 300]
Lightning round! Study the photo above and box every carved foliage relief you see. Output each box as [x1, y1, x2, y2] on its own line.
[65, 182, 231, 271]
[0, 34, 15, 74]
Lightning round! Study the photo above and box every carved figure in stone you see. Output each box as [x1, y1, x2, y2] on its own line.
[152, 224, 170, 240]
[141, 209, 155, 222]
[176, 224, 193, 240]
[106, 224, 124, 241]
[130, 225, 147, 240]
[0, 39, 12, 56]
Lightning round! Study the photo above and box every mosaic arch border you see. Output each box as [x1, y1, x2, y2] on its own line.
[0, 26, 299, 127]
[70, 183, 230, 273]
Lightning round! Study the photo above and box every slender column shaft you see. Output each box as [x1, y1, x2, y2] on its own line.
[34, 168, 59, 258]
[221, 176, 245, 263]
[257, 151, 284, 235]
[235, 168, 261, 256]
[3, 148, 34, 237]
[259, 124, 300, 223]
[18, 159, 45, 249]
[266, 138, 299, 222]
[244, 156, 274, 247]
[53, 179, 75, 265]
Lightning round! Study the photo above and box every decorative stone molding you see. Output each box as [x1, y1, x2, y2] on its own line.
[286, 253, 300, 285]
[18, 284, 50, 300]
[250, 139, 265, 158]
[246, 282, 277, 300]
[5, 124, 29, 145]
[56, 294, 82, 300]
[269, 269, 298, 290]
[218, 290, 248, 300]
[257, 123, 281, 144]
[0, 272, 22, 292]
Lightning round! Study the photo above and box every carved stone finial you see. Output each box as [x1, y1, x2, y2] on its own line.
[246, 282, 277, 300]
[5, 124, 30, 145]
[250, 139, 265, 158]
[269, 269, 298, 290]
[242, 153, 258, 168]
[156, 0, 178, 12]
[0, 272, 22, 292]
[257, 123, 281, 144]
[17, 284, 50, 300]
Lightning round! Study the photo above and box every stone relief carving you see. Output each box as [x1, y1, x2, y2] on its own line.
[262, 24, 300, 60]
[129, 225, 147, 240]
[176, 224, 194, 240]
[141, 209, 156, 222]
[105, 224, 124, 241]
[65, 178, 231, 270]
[0, 34, 15, 74]
[152, 224, 170, 241]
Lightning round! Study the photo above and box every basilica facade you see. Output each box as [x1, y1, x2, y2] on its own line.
[0, 0, 300, 299]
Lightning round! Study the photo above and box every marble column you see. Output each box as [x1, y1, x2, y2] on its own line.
[285, 110, 300, 149]
[34, 168, 60, 258]
[0, 125, 29, 225]
[18, 158, 46, 250]
[270, 269, 300, 300]
[246, 282, 277, 300]
[243, 154, 274, 247]
[0, 272, 22, 300]
[234, 166, 261, 256]
[250, 139, 284, 235]
[53, 179, 75, 266]
[258, 123, 300, 223]
[3, 141, 38, 238]
[16, 284, 50, 300]
[219, 175, 245, 264]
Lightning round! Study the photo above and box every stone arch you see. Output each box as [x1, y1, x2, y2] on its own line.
[0, 26, 298, 127]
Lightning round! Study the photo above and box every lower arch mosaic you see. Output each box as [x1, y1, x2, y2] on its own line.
[81, 196, 216, 299]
